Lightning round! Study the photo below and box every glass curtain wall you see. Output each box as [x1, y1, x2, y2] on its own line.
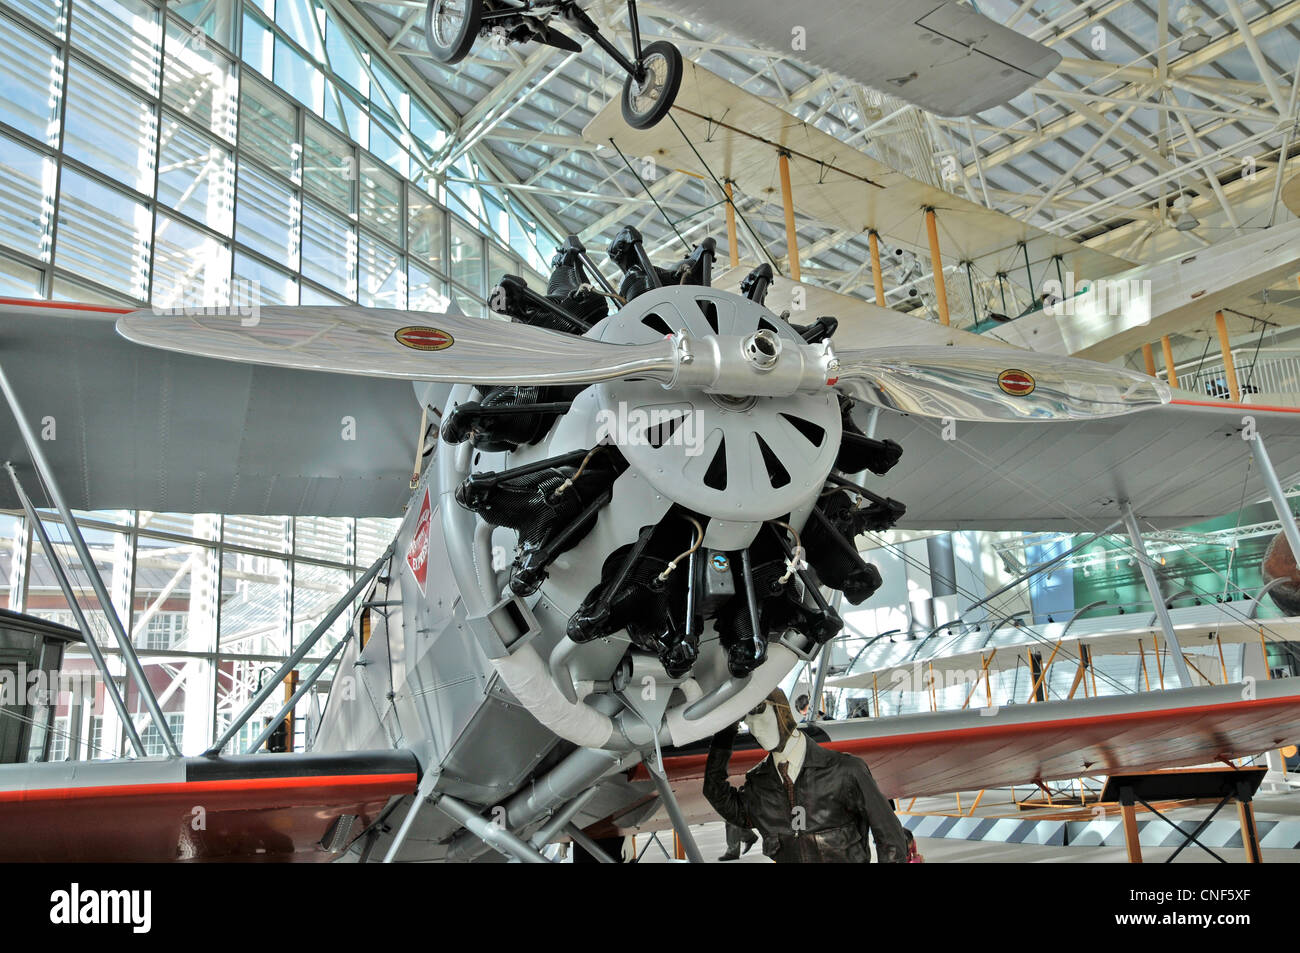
[2, 509, 397, 758]
[0, 0, 554, 756]
[0, 0, 553, 310]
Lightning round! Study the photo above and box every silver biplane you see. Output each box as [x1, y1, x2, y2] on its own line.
[2, 15, 1300, 861]
[3, 222, 1300, 861]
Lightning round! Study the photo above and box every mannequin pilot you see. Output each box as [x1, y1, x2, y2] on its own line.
[703, 687, 909, 863]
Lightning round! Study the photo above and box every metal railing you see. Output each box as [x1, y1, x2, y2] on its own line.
[1172, 347, 1300, 403]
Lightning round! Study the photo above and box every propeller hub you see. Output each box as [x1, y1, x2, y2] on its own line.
[743, 329, 782, 369]
[590, 287, 841, 521]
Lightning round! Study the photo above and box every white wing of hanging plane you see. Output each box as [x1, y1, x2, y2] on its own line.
[585, 61, 1131, 284]
[587, 65, 1300, 360]
[651, 0, 1061, 116]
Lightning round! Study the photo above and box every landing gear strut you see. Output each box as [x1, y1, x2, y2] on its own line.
[425, 1, 684, 129]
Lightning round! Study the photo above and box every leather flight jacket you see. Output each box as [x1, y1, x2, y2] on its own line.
[703, 729, 909, 863]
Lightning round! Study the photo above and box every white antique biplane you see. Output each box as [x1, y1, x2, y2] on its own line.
[1, 9, 1299, 863]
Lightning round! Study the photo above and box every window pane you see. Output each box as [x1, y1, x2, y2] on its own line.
[0, 133, 56, 262]
[233, 251, 297, 306]
[0, 253, 42, 297]
[408, 192, 444, 271]
[273, 35, 323, 114]
[137, 512, 220, 540]
[408, 261, 448, 313]
[54, 167, 150, 300]
[51, 274, 135, 305]
[170, 1, 238, 51]
[356, 169, 395, 256]
[151, 212, 231, 308]
[360, 157, 400, 245]
[0, 513, 23, 611]
[0, 15, 63, 145]
[450, 219, 483, 295]
[323, 17, 365, 93]
[369, 60, 406, 127]
[450, 285, 484, 317]
[356, 518, 400, 565]
[301, 198, 355, 298]
[223, 515, 290, 553]
[218, 551, 289, 656]
[368, 118, 407, 179]
[275, 0, 325, 60]
[358, 233, 402, 309]
[9, 0, 69, 37]
[294, 564, 353, 655]
[410, 100, 447, 154]
[489, 245, 518, 285]
[299, 283, 348, 305]
[163, 19, 237, 143]
[323, 79, 367, 149]
[235, 159, 299, 266]
[239, 75, 300, 183]
[240, 7, 272, 78]
[63, 62, 158, 193]
[158, 117, 235, 234]
[133, 534, 218, 655]
[69, 0, 162, 93]
[303, 119, 353, 213]
[294, 517, 350, 563]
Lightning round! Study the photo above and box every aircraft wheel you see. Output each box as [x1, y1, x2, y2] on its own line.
[425, 0, 482, 65]
[621, 40, 683, 130]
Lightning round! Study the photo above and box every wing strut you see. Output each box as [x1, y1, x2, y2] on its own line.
[4, 462, 147, 758]
[1120, 501, 1193, 688]
[0, 360, 180, 756]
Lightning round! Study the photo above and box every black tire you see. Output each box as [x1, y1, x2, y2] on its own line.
[424, 0, 482, 65]
[620, 40, 683, 130]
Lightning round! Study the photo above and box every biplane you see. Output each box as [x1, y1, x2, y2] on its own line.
[1, 9, 1299, 864]
[2, 233, 1300, 862]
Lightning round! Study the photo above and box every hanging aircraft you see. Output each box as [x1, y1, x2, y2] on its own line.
[2, 215, 1300, 862]
[581, 61, 1300, 362]
[420, 0, 1061, 128]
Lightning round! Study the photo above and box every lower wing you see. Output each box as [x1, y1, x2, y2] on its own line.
[0, 749, 417, 862]
[593, 678, 1300, 836]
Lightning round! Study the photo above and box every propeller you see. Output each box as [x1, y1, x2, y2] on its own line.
[830, 346, 1171, 422]
[118, 305, 1169, 423]
[116, 305, 676, 388]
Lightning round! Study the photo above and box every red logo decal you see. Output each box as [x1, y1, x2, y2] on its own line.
[406, 487, 432, 596]
[997, 368, 1036, 397]
[395, 326, 454, 351]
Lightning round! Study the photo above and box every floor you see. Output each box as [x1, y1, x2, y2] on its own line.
[626, 814, 1300, 863]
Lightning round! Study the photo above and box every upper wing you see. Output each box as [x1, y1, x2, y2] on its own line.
[0, 749, 418, 862]
[866, 398, 1300, 531]
[0, 300, 421, 517]
[653, 0, 1060, 117]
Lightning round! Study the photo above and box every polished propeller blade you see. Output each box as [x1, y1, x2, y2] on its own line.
[830, 347, 1170, 421]
[117, 305, 676, 387]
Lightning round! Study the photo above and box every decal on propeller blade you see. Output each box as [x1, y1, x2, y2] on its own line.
[407, 487, 432, 596]
[395, 326, 454, 351]
[997, 368, 1036, 397]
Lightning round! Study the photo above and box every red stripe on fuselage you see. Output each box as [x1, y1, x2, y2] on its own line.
[0, 771, 418, 804]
